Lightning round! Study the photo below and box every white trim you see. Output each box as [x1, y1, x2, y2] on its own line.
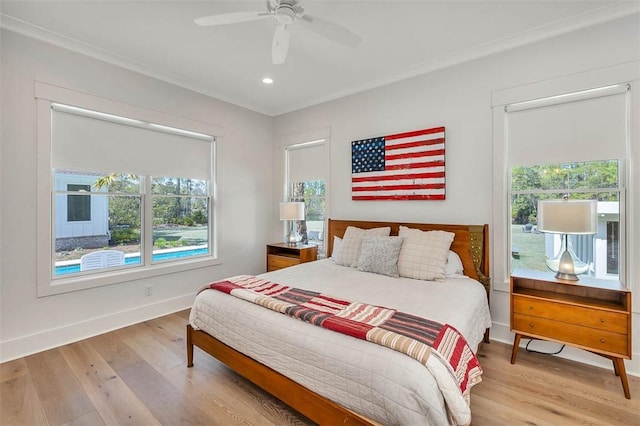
[0, 14, 267, 115]
[629, 79, 640, 313]
[35, 82, 222, 297]
[504, 83, 629, 113]
[492, 61, 639, 107]
[4, 3, 639, 116]
[276, 4, 640, 115]
[0, 292, 196, 363]
[279, 128, 331, 251]
[35, 81, 222, 136]
[491, 62, 639, 294]
[51, 103, 214, 142]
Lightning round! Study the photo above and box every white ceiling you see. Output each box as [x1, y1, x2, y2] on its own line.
[1, 1, 638, 116]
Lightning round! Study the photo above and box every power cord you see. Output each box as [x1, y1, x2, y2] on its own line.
[525, 338, 565, 355]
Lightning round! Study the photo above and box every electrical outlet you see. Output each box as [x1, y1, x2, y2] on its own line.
[145, 285, 152, 296]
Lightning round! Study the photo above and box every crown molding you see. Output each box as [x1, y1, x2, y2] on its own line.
[0, 13, 273, 116]
[274, 2, 640, 115]
[3, 2, 639, 117]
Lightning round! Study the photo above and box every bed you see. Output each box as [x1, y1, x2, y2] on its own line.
[187, 219, 491, 425]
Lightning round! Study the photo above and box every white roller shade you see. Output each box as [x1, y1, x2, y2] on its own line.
[52, 105, 213, 180]
[287, 141, 325, 183]
[507, 86, 628, 166]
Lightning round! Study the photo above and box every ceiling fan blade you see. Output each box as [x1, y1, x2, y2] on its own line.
[194, 11, 270, 26]
[301, 14, 362, 48]
[272, 24, 290, 65]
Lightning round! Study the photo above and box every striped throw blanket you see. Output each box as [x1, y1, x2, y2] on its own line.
[206, 275, 483, 414]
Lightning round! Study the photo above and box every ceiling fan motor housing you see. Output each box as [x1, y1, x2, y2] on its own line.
[276, 5, 297, 25]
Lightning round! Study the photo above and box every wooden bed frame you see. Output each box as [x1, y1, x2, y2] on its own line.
[187, 219, 490, 425]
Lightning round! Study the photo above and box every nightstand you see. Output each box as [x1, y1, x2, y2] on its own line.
[510, 269, 632, 399]
[266, 243, 318, 272]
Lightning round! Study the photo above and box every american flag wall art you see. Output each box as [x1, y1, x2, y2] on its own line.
[351, 126, 446, 200]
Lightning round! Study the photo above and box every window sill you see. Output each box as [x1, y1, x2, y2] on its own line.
[37, 256, 221, 297]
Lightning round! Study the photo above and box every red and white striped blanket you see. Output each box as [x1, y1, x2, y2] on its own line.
[204, 274, 483, 416]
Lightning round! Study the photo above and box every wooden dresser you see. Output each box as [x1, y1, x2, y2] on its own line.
[266, 243, 318, 272]
[510, 269, 632, 399]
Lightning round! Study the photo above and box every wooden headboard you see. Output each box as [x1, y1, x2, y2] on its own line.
[326, 219, 490, 292]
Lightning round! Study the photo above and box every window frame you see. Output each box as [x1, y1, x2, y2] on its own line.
[35, 82, 222, 297]
[66, 184, 91, 222]
[491, 64, 638, 295]
[508, 160, 623, 280]
[150, 177, 211, 264]
[284, 138, 328, 255]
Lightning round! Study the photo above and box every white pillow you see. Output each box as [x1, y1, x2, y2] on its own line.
[334, 226, 392, 267]
[357, 235, 404, 277]
[445, 250, 465, 276]
[331, 236, 343, 260]
[397, 226, 455, 281]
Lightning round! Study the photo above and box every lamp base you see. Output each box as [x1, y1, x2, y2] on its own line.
[546, 234, 589, 281]
[555, 271, 580, 281]
[285, 221, 301, 246]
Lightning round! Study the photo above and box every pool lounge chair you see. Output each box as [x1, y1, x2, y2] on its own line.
[80, 249, 125, 271]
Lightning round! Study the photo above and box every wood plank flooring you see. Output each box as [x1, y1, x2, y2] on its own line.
[1, 309, 638, 425]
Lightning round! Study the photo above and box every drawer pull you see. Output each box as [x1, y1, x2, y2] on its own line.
[600, 319, 606, 323]
[529, 306, 534, 310]
[529, 323, 534, 328]
[600, 338, 606, 343]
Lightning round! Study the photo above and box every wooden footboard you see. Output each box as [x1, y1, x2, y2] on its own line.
[186, 324, 375, 425]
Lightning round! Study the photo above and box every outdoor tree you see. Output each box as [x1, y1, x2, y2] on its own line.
[511, 161, 618, 224]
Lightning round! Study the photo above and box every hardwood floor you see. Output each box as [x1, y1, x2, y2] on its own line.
[1, 310, 638, 425]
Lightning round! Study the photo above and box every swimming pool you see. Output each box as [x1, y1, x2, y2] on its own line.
[54, 247, 209, 276]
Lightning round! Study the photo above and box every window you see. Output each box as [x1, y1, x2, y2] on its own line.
[151, 177, 209, 261]
[49, 103, 214, 278]
[55, 171, 142, 275]
[510, 160, 621, 280]
[36, 82, 219, 295]
[287, 179, 326, 248]
[503, 84, 628, 283]
[285, 140, 327, 253]
[67, 184, 91, 221]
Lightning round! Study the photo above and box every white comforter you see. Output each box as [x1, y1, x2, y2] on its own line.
[189, 259, 492, 425]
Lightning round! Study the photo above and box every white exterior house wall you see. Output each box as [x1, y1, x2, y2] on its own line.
[54, 173, 108, 240]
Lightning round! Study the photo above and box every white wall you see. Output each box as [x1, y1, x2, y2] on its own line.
[2, 14, 639, 380]
[0, 30, 274, 361]
[273, 14, 640, 375]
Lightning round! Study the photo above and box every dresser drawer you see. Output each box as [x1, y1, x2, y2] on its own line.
[512, 295, 628, 334]
[513, 313, 629, 357]
[267, 255, 300, 271]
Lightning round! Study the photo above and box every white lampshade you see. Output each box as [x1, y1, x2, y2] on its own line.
[279, 202, 305, 221]
[537, 199, 597, 235]
[537, 199, 597, 281]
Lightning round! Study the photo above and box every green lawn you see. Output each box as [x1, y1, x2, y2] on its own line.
[510, 225, 548, 272]
[153, 225, 208, 245]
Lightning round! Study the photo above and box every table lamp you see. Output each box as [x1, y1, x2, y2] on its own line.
[279, 202, 305, 246]
[537, 198, 597, 281]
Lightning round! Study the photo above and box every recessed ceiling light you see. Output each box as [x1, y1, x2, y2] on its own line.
[262, 77, 274, 84]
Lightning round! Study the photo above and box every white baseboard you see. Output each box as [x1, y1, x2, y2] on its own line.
[0, 293, 195, 363]
[490, 321, 639, 377]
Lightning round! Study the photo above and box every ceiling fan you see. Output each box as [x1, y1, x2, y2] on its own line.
[194, 0, 362, 65]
